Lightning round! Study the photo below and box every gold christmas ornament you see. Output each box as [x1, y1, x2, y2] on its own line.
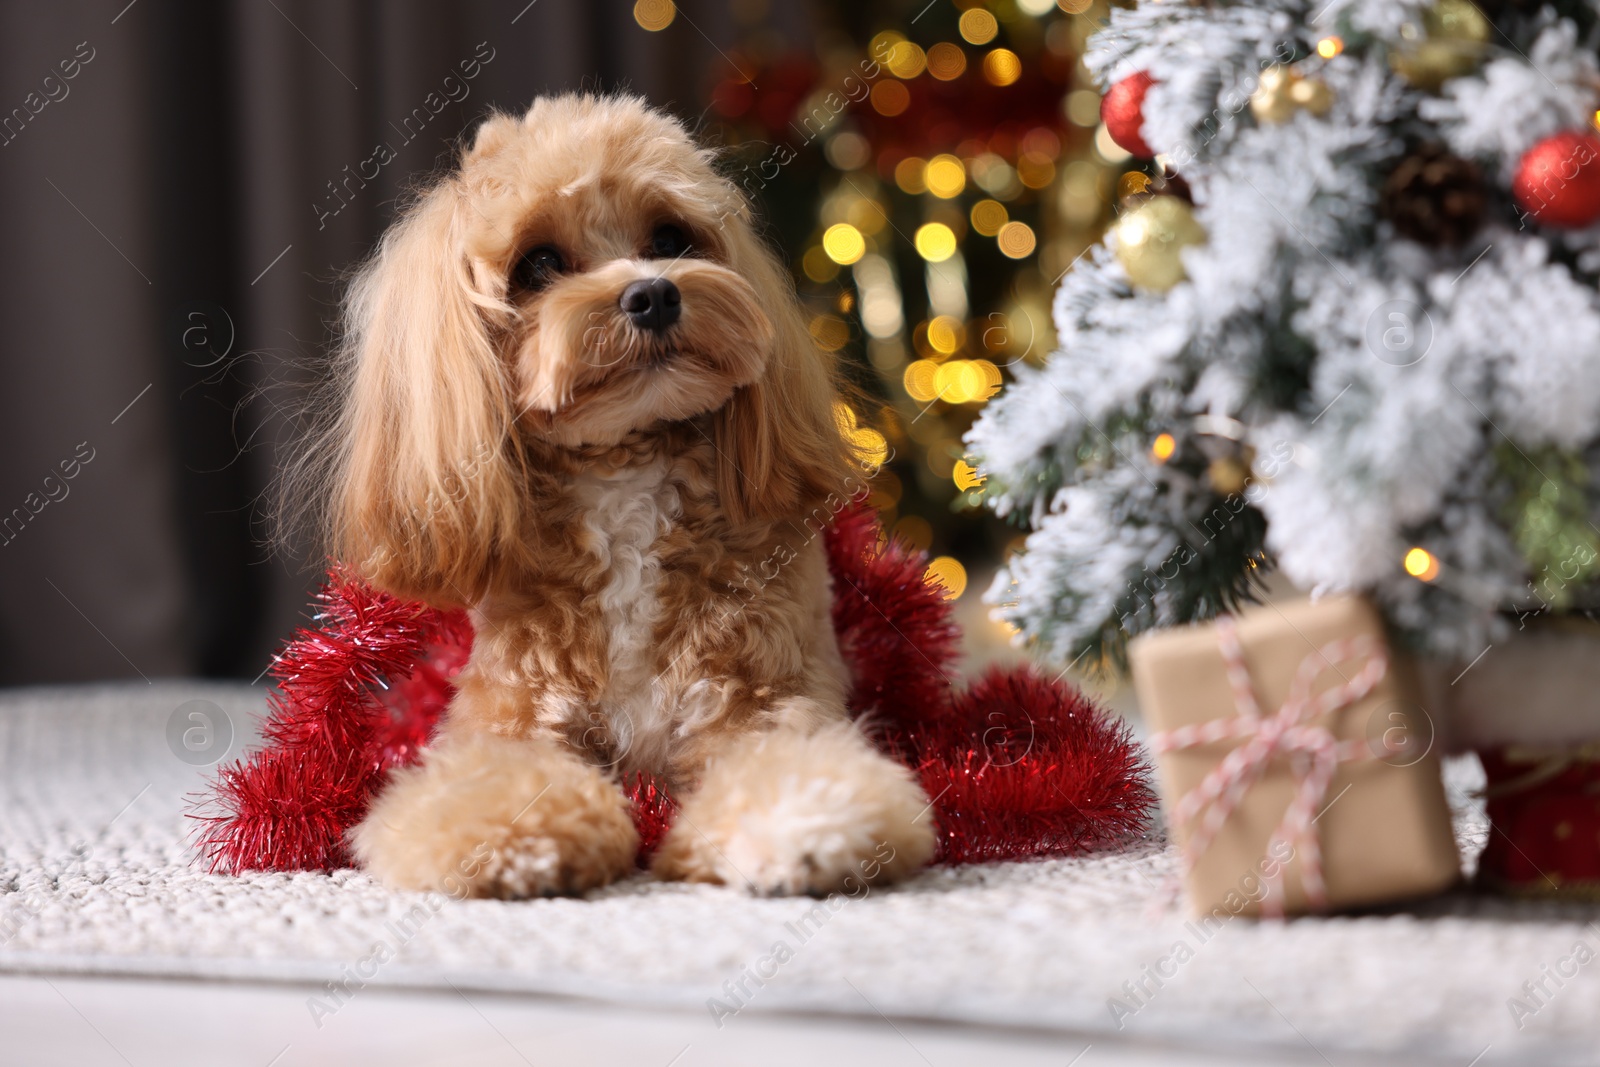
[1250, 66, 1335, 124]
[1390, 0, 1490, 91]
[1113, 196, 1206, 292]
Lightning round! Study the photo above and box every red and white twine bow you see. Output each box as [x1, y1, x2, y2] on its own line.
[1148, 615, 1390, 918]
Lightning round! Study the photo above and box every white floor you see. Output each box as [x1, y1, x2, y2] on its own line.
[0, 974, 1429, 1067]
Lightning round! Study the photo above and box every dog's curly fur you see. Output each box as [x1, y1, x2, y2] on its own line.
[329, 95, 936, 897]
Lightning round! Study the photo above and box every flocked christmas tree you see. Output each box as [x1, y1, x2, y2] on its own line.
[970, 0, 1600, 667]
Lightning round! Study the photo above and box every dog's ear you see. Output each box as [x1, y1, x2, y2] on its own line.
[710, 241, 860, 526]
[325, 183, 523, 605]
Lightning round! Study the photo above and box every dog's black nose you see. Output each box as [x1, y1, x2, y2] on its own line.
[619, 277, 681, 333]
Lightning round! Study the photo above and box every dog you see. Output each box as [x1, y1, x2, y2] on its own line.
[314, 94, 936, 898]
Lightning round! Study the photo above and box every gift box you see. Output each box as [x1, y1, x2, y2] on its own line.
[1129, 596, 1461, 917]
[1478, 744, 1600, 899]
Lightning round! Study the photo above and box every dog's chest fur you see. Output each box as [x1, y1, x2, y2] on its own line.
[570, 456, 679, 767]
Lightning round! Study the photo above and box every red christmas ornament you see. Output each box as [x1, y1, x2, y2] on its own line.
[1512, 130, 1600, 228]
[1101, 71, 1157, 159]
[196, 504, 1155, 875]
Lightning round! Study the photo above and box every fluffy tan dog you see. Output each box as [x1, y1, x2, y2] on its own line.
[315, 95, 936, 898]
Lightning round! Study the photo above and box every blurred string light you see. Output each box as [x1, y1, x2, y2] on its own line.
[823, 222, 866, 265]
[809, 314, 851, 352]
[895, 514, 934, 551]
[1404, 547, 1441, 582]
[1095, 122, 1131, 163]
[971, 154, 1022, 199]
[959, 8, 999, 45]
[1150, 432, 1177, 462]
[925, 555, 969, 599]
[835, 401, 889, 466]
[927, 315, 964, 355]
[924, 154, 967, 198]
[802, 245, 839, 282]
[887, 41, 927, 79]
[927, 42, 967, 81]
[895, 156, 929, 194]
[983, 49, 1022, 87]
[1065, 89, 1101, 126]
[1316, 35, 1344, 58]
[826, 131, 872, 171]
[717, 0, 1107, 579]
[915, 222, 958, 261]
[926, 249, 969, 317]
[633, 0, 675, 31]
[853, 253, 904, 338]
[997, 221, 1037, 258]
[971, 199, 1008, 236]
[871, 79, 911, 115]
[902, 358, 1001, 404]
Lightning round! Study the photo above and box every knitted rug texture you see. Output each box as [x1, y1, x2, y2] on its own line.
[2, 682, 1597, 1065]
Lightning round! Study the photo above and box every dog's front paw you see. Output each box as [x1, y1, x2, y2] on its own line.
[652, 724, 936, 896]
[353, 732, 638, 898]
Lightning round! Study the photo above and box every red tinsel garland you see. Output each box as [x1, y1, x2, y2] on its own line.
[196, 505, 1154, 875]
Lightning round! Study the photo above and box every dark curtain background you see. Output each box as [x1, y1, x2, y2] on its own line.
[0, 0, 790, 684]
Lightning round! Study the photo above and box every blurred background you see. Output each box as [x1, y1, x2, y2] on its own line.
[0, 0, 1136, 686]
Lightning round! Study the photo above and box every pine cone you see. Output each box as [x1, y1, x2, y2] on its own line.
[1380, 144, 1487, 247]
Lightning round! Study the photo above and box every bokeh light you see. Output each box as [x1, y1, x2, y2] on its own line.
[997, 221, 1037, 258]
[931, 359, 1001, 403]
[924, 154, 967, 198]
[871, 79, 911, 116]
[971, 199, 1008, 236]
[809, 314, 850, 352]
[1066, 89, 1101, 127]
[904, 359, 940, 402]
[894, 515, 935, 552]
[983, 49, 1022, 86]
[927, 315, 964, 354]
[849, 426, 889, 466]
[802, 245, 839, 282]
[1017, 152, 1056, 189]
[959, 9, 999, 45]
[927, 42, 967, 81]
[887, 41, 927, 79]
[1317, 35, 1344, 58]
[953, 459, 986, 491]
[925, 555, 969, 599]
[895, 156, 929, 194]
[1151, 432, 1177, 462]
[822, 223, 866, 265]
[633, 0, 676, 31]
[870, 30, 906, 57]
[915, 222, 958, 261]
[1404, 547, 1441, 581]
[825, 131, 871, 171]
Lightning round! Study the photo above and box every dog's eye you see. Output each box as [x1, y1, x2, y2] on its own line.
[649, 224, 692, 259]
[511, 246, 565, 291]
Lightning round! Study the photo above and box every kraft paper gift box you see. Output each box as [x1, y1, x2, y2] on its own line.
[1129, 595, 1461, 917]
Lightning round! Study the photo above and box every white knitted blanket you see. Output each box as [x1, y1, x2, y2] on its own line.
[1, 683, 1596, 1065]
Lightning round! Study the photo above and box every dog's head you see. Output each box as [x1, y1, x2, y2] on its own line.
[323, 95, 858, 603]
